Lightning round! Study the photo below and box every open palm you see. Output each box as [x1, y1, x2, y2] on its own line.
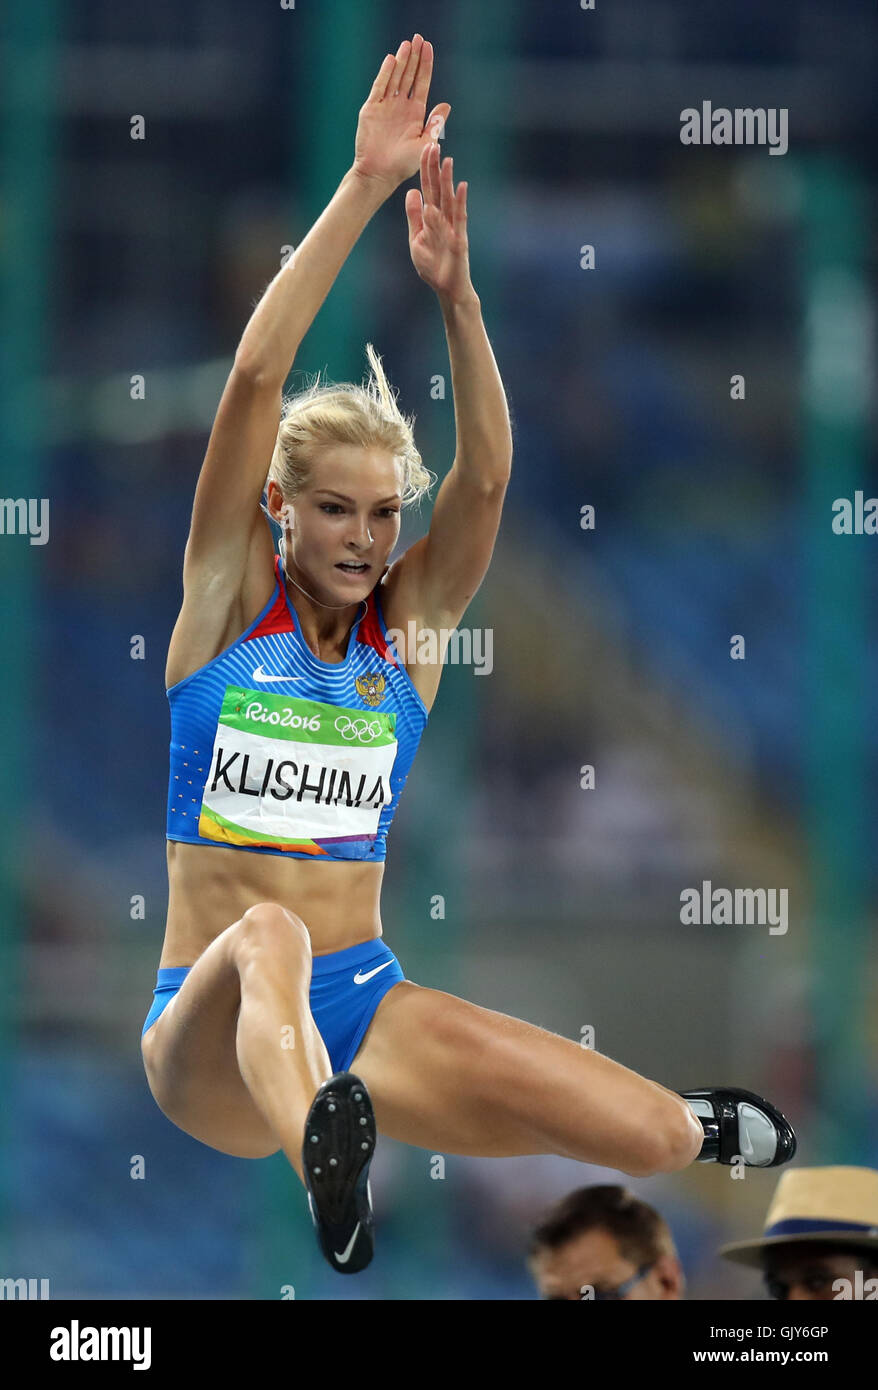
[354, 35, 451, 190]
[405, 141, 471, 300]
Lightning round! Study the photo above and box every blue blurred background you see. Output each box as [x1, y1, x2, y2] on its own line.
[1, 0, 876, 1299]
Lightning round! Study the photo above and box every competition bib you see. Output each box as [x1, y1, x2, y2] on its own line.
[199, 687, 397, 852]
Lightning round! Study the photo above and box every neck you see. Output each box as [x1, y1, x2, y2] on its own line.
[281, 556, 368, 656]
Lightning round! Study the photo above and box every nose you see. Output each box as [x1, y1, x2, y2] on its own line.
[348, 517, 373, 548]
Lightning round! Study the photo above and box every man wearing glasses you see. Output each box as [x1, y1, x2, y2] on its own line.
[719, 1166, 878, 1300]
[527, 1185, 685, 1300]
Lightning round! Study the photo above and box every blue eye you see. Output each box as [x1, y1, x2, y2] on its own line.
[320, 503, 343, 514]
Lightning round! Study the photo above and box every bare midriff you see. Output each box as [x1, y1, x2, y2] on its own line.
[160, 839, 385, 967]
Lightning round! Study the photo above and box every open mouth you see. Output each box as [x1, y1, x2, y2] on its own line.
[335, 561, 370, 575]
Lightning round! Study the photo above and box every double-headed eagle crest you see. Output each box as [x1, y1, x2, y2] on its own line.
[355, 671, 387, 707]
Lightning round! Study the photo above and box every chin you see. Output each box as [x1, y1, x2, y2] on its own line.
[328, 568, 376, 600]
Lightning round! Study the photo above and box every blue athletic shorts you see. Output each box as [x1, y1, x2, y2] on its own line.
[141, 937, 406, 1074]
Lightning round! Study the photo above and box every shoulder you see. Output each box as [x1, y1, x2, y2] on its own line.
[367, 555, 455, 716]
[376, 540, 468, 636]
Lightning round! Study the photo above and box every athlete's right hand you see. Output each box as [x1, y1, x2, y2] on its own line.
[352, 35, 451, 194]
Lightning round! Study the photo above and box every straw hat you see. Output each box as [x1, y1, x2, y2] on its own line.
[719, 1167, 878, 1268]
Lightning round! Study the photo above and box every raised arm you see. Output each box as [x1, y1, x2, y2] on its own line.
[184, 34, 449, 592]
[386, 140, 513, 630]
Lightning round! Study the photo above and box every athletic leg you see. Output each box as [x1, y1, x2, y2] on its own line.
[141, 902, 332, 1179]
[350, 981, 703, 1176]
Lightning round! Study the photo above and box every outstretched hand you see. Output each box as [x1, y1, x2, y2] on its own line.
[405, 142, 472, 301]
[353, 35, 451, 193]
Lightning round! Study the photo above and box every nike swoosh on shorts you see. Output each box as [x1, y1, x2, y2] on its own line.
[353, 960, 395, 985]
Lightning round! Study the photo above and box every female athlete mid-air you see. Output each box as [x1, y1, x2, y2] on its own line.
[141, 34, 796, 1276]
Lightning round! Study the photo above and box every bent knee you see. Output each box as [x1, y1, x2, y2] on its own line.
[235, 901, 312, 964]
[625, 1094, 704, 1177]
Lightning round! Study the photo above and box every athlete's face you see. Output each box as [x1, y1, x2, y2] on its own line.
[278, 446, 403, 605]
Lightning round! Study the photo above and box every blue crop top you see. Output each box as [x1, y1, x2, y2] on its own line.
[166, 553, 428, 861]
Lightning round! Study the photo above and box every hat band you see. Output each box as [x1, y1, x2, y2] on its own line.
[765, 1217, 878, 1238]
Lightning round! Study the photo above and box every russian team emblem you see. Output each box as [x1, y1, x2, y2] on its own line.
[355, 671, 387, 707]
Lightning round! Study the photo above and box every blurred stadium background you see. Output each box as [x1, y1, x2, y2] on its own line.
[1, 0, 876, 1299]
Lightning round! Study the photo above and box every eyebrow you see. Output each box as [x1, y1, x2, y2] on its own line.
[315, 490, 402, 505]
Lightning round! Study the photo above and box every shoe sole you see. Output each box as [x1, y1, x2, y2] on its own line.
[302, 1071, 376, 1274]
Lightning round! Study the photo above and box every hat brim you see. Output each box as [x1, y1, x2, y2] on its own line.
[719, 1230, 878, 1269]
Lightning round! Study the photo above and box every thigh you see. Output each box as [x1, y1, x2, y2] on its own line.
[350, 981, 682, 1167]
[141, 920, 279, 1159]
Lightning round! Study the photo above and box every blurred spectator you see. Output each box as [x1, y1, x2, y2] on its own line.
[527, 1183, 685, 1300]
[719, 1167, 878, 1301]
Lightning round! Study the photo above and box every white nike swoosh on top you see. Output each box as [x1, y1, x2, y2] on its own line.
[334, 1224, 360, 1265]
[251, 665, 302, 682]
[353, 960, 394, 985]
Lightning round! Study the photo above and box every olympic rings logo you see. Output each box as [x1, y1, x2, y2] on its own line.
[334, 715, 384, 743]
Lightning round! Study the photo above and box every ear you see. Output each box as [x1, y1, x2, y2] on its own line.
[656, 1254, 685, 1298]
[265, 479, 284, 524]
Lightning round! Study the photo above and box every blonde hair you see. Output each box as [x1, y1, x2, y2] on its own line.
[262, 344, 435, 524]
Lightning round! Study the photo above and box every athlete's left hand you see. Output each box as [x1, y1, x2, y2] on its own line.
[405, 141, 472, 301]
